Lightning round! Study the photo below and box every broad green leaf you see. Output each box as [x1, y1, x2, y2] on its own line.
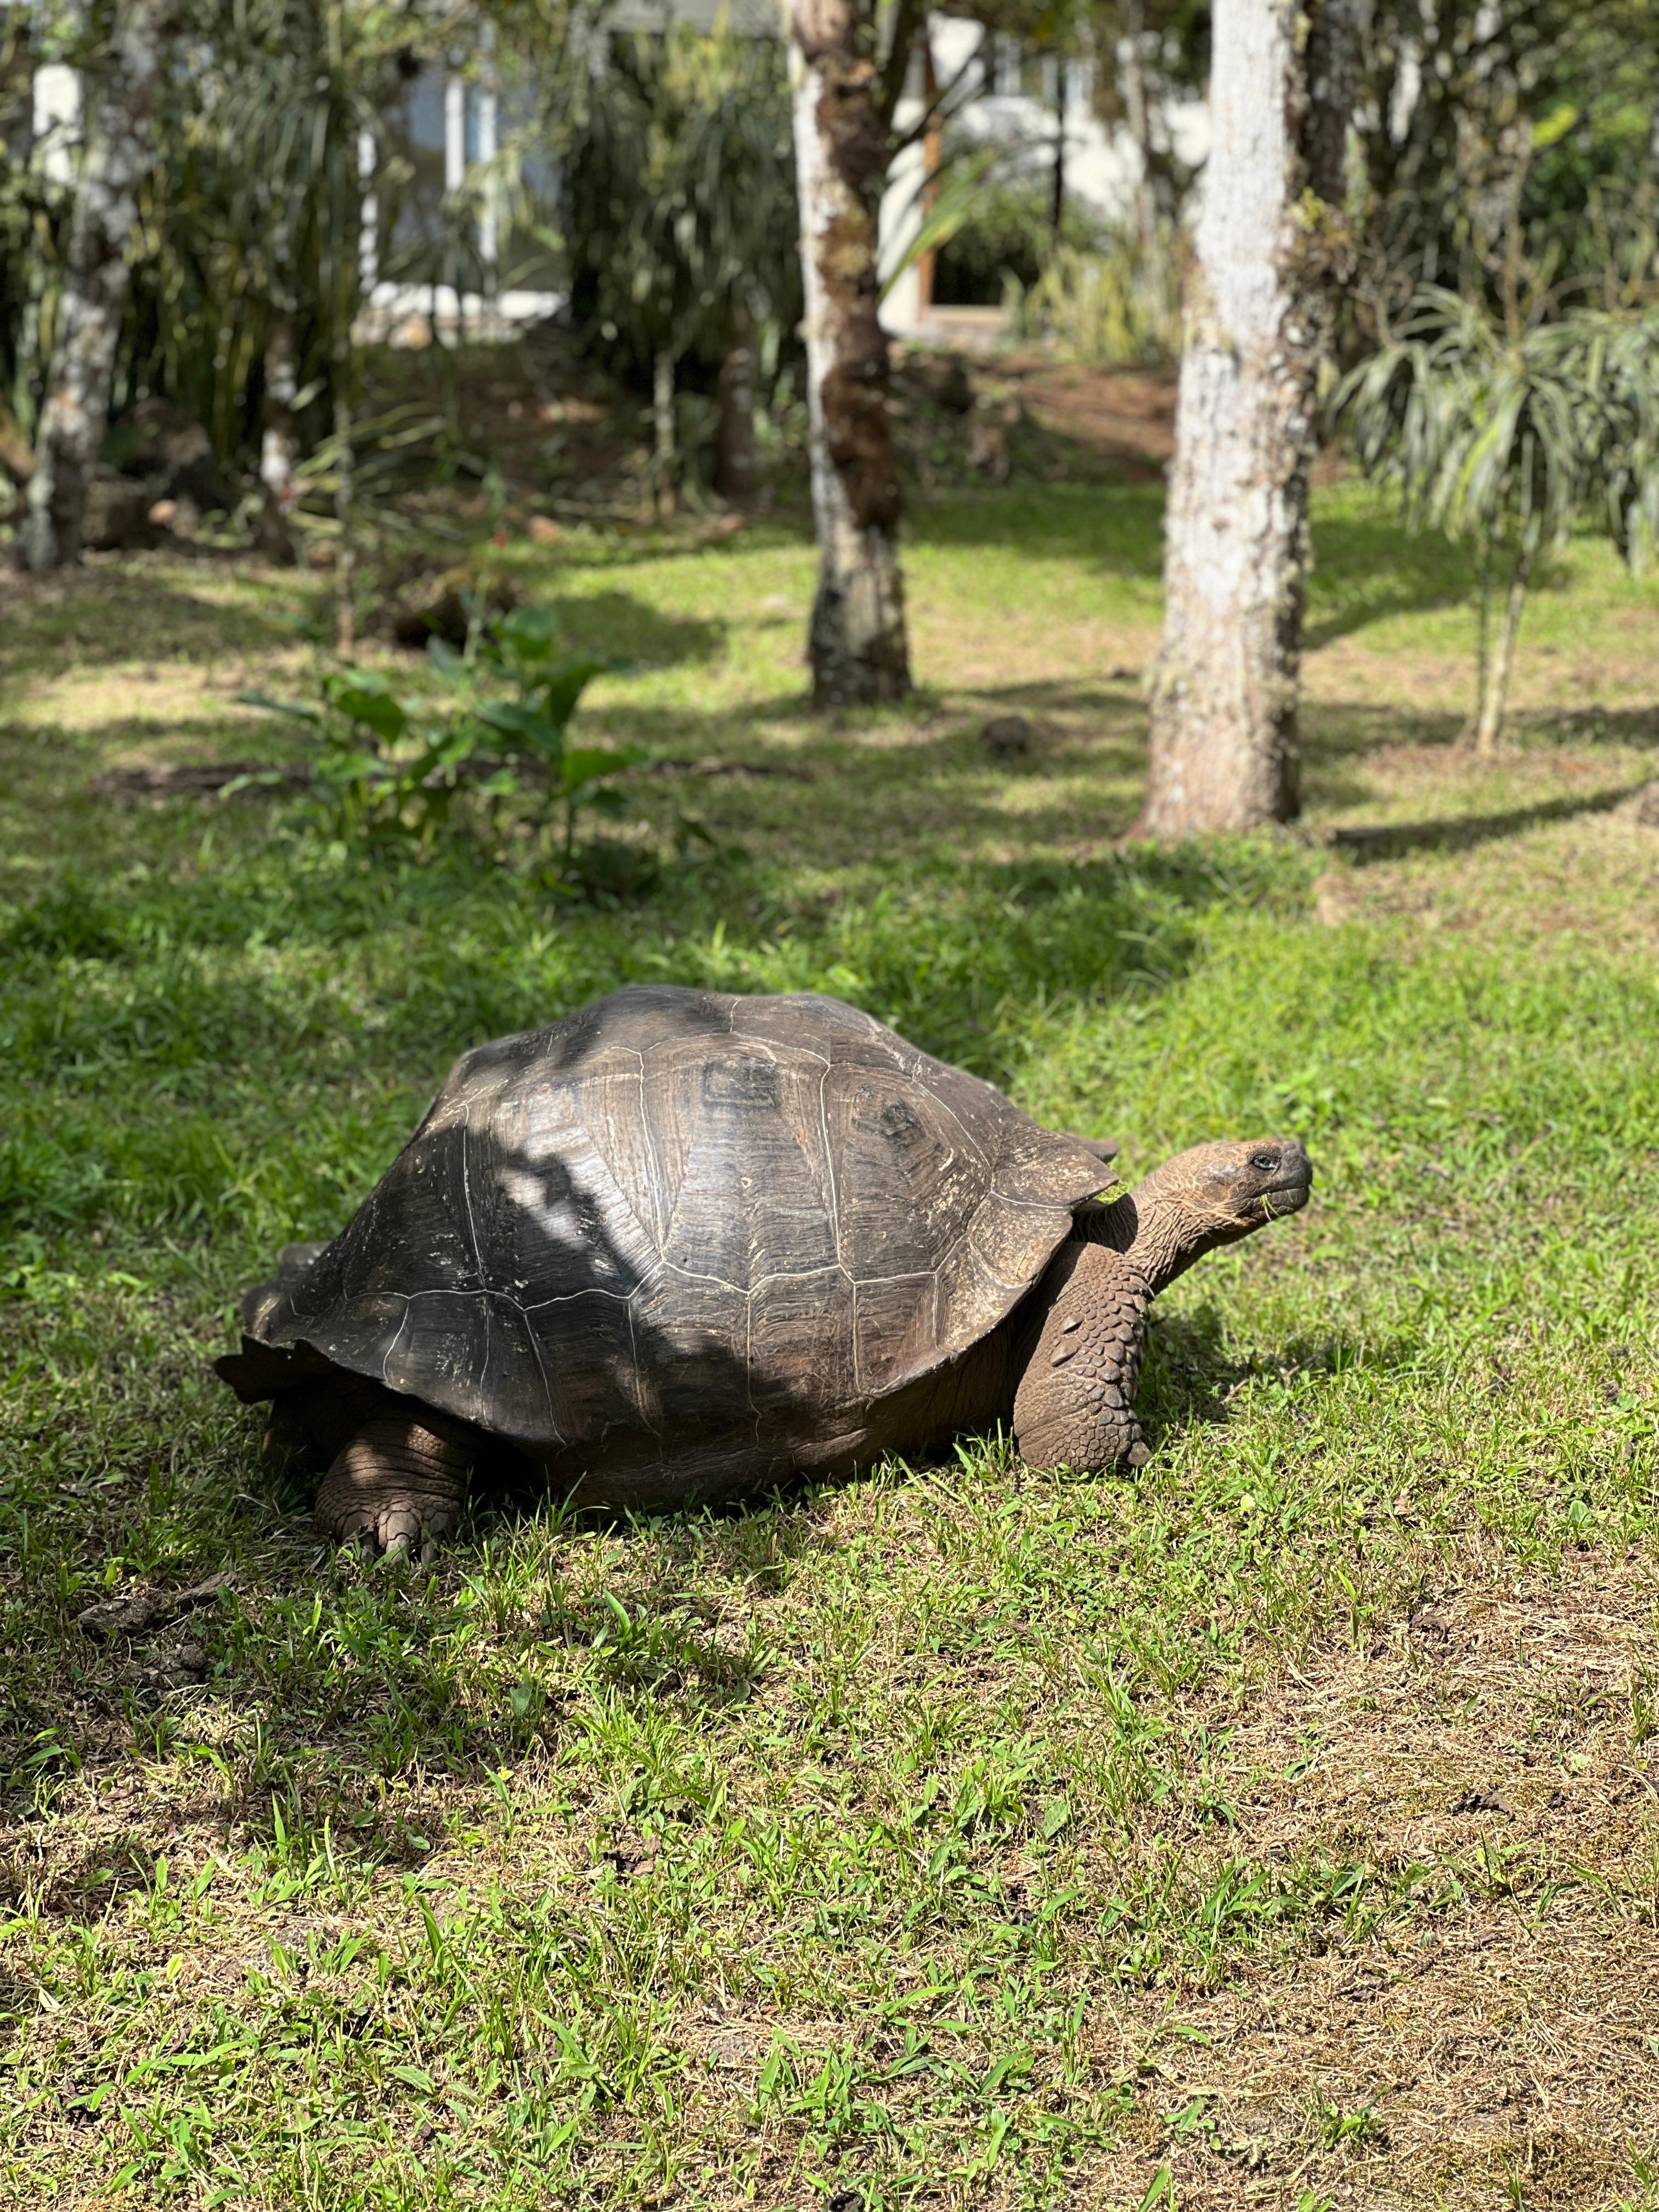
[313, 751, 387, 785]
[330, 687, 406, 742]
[538, 659, 610, 727]
[560, 746, 636, 792]
[476, 699, 562, 759]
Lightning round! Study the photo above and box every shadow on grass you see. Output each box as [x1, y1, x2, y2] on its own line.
[1302, 515, 1477, 649]
[1329, 778, 1650, 865]
[1, 566, 302, 674]
[904, 482, 1166, 578]
[591, 671, 1149, 749]
[519, 586, 728, 671]
[1141, 1306, 1373, 1450]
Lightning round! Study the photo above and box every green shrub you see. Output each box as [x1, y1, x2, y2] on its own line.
[1006, 223, 1186, 369]
[239, 606, 634, 864]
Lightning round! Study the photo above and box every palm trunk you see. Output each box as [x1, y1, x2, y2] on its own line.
[789, 0, 911, 706]
[19, 0, 161, 571]
[255, 309, 298, 564]
[1469, 548, 1492, 744]
[1472, 547, 1530, 756]
[714, 302, 757, 505]
[1141, 0, 1358, 838]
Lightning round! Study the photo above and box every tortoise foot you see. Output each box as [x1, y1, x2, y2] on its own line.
[315, 1412, 472, 1556]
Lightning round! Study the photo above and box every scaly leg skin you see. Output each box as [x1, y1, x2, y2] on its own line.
[1012, 1239, 1152, 1474]
[314, 1409, 474, 1557]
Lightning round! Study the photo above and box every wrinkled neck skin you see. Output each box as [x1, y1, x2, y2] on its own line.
[1076, 1183, 1250, 1295]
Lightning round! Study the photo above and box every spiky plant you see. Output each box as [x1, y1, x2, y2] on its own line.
[1339, 287, 1659, 751]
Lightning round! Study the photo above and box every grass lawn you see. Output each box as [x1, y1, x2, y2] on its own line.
[3, 457, 1659, 2210]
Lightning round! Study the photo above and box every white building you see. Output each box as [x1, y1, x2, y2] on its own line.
[12, 10, 1205, 349]
[878, 16, 1206, 341]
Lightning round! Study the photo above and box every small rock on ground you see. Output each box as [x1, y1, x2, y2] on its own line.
[981, 714, 1032, 758]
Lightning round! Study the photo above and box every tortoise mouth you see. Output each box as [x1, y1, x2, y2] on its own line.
[1257, 1170, 1312, 1216]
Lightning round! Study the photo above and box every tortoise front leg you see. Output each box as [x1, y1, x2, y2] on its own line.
[1012, 1240, 1152, 1474]
[314, 1408, 474, 1556]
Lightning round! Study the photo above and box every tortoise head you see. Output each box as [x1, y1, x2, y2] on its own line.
[1125, 1138, 1312, 1290]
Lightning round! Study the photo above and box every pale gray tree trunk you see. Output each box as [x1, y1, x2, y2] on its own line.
[255, 308, 298, 564]
[20, 1, 161, 571]
[1120, 0, 1156, 251]
[1142, 0, 1358, 837]
[789, 0, 910, 705]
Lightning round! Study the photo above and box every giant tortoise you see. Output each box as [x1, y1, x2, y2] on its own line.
[218, 987, 1311, 1550]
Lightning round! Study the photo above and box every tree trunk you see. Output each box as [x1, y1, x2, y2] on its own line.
[255, 309, 298, 565]
[652, 348, 676, 519]
[1051, 60, 1066, 237]
[916, 38, 940, 321]
[1120, 0, 1156, 252]
[1141, 0, 1358, 838]
[789, 0, 911, 706]
[0, 394, 33, 488]
[1472, 546, 1529, 756]
[714, 303, 757, 505]
[333, 347, 356, 656]
[19, 0, 161, 571]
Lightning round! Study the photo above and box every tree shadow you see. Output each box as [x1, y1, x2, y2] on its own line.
[595, 673, 1147, 757]
[0, 572, 302, 682]
[1300, 702, 1466, 765]
[1302, 514, 1608, 651]
[1328, 777, 1650, 865]
[518, 586, 727, 672]
[1301, 512, 1479, 648]
[902, 481, 1166, 578]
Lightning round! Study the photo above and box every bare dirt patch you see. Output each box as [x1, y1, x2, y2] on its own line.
[1075, 1561, 1659, 2208]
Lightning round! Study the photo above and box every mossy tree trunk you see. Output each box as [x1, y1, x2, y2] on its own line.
[1141, 0, 1358, 837]
[789, 0, 911, 706]
[19, 0, 162, 571]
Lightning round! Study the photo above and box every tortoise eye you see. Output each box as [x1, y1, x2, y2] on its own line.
[1249, 1152, 1278, 1172]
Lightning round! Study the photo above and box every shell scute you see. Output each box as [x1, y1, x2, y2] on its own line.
[824, 1064, 988, 1282]
[640, 1035, 839, 1290]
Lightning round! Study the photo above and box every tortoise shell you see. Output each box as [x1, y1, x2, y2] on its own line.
[234, 987, 1111, 1458]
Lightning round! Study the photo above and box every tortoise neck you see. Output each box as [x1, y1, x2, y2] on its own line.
[1075, 1191, 1196, 1295]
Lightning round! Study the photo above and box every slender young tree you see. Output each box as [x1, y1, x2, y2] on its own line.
[1141, 0, 1359, 837]
[19, 0, 162, 570]
[1339, 292, 1659, 753]
[789, 0, 910, 704]
[253, 298, 298, 562]
[563, 21, 797, 519]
